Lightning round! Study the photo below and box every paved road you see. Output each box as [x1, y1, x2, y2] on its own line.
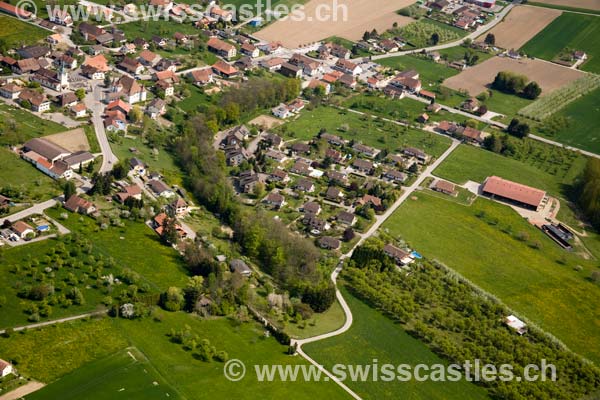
[0, 199, 58, 226]
[293, 139, 461, 399]
[369, 4, 515, 62]
[85, 83, 118, 173]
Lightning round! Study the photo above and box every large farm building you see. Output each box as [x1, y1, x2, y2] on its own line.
[482, 176, 546, 211]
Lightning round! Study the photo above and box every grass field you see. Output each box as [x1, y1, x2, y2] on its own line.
[285, 298, 345, 339]
[0, 310, 349, 399]
[45, 208, 189, 291]
[115, 311, 349, 399]
[343, 94, 489, 129]
[431, 144, 585, 198]
[384, 192, 600, 364]
[0, 148, 60, 202]
[0, 104, 66, 146]
[275, 106, 452, 158]
[0, 317, 128, 383]
[0, 15, 47, 48]
[27, 349, 181, 400]
[303, 287, 489, 399]
[520, 13, 600, 73]
[535, 87, 600, 154]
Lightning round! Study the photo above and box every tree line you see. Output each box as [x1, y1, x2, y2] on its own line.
[576, 158, 600, 231]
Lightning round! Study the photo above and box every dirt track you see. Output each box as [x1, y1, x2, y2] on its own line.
[255, 0, 415, 48]
[443, 57, 585, 96]
[479, 5, 561, 50]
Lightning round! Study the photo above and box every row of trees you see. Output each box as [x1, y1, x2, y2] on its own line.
[493, 71, 542, 99]
[344, 244, 600, 399]
[576, 158, 600, 230]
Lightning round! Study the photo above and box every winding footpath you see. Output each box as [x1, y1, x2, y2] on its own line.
[292, 138, 461, 399]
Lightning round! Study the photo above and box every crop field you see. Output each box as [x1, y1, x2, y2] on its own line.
[479, 5, 561, 50]
[254, 0, 414, 48]
[27, 349, 180, 400]
[532, 87, 600, 154]
[443, 57, 584, 96]
[274, 106, 453, 157]
[384, 191, 600, 364]
[303, 287, 488, 400]
[0, 15, 47, 48]
[518, 74, 600, 120]
[520, 13, 600, 73]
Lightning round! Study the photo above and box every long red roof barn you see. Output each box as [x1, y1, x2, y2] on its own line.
[482, 176, 546, 210]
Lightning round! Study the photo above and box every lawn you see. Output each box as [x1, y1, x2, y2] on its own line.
[0, 148, 60, 202]
[520, 13, 600, 73]
[383, 192, 600, 364]
[431, 143, 585, 198]
[479, 90, 533, 122]
[275, 106, 452, 158]
[0, 15, 47, 48]
[177, 83, 213, 113]
[27, 348, 181, 400]
[535, 87, 600, 154]
[0, 104, 66, 146]
[285, 298, 345, 339]
[303, 287, 489, 400]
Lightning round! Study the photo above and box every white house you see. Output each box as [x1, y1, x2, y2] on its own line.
[0, 359, 13, 377]
[272, 104, 291, 119]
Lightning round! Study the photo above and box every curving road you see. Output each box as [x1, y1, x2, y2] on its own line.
[293, 138, 461, 399]
[84, 82, 118, 173]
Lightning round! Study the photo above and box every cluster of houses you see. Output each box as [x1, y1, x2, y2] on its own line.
[218, 124, 434, 251]
[20, 136, 95, 180]
[426, 0, 493, 30]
